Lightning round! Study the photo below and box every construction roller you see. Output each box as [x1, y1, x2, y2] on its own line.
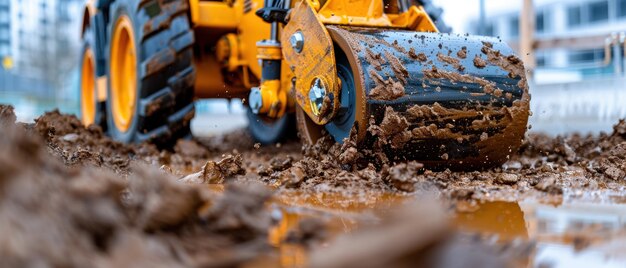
[83, 0, 529, 169]
[299, 26, 530, 169]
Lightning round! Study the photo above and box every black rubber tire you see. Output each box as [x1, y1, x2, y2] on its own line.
[246, 108, 296, 145]
[105, 0, 196, 145]
[246, 108, 297, 145]
[80, 25, 107, 130]
[413, 0, 452, 33]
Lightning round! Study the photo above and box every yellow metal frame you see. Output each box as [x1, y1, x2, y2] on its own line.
[216, 34, 244, 72]
[255, 42, 287, 117]
[189, 0, 240, 29]
[316, 0, 438, 31]
[189, 0, 270, 98]
[281, 0, 438, 125]
[281, 1, 340, 124]
[83, 0, 440, 125]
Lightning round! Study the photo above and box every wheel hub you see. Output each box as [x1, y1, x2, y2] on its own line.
[80, 47, 96, 126]
[110, 15, 137, 132]
[324, 60, 356, 143]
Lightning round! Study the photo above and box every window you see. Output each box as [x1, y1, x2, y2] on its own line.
[567, 6, 582, 27]
[0, 27, 8, 38]
[535, 51, 549, 67]
[536, 56, 546, 67]
[0, 44, 9, 56]
[618, 0, 626, 17]
[536, 11, 547, 33]
[485, 23, 495, 37]
[510, 17, 519, 38]
[0, 9, 8, 23]
[568, 49, 605, 65]
[588, 1, 609, 23]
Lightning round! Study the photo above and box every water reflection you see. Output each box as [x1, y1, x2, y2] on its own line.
[265, 190, 626, 268]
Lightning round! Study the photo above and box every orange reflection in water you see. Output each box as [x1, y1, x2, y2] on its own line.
[215, 185, 626, 268]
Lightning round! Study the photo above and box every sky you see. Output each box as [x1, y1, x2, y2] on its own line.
[434, 0, 524, 33]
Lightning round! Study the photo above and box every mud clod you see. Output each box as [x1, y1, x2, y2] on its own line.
[379, 107, 409, 137]
[385, 51, 409, 84]
[370, 107, 414, 149]
[423, 66, 497, 95]
[130, 165, 204, 232]
[473, 56, 487, 68]
[179, 154, 245, 184]
[482, 45, 525, 78]
[388, 161, 423, 191]
[496, 173, 520, 185]
[437, 52, 465, 72]
[457, 47, 468, 59]
[534, 175, 562, 194]
[365, 48, 387, 71]
[614, 120, 626, 136]
[369, 69, 405, 101]
[339, 147, 359, 165]
[280, 165, 307, 188]
[0, 104, 16, 124]
[414, 51, 428, 62]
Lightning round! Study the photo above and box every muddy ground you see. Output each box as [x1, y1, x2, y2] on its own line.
[1, 105, 626, 267]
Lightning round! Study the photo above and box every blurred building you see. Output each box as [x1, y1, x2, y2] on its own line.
[470, 0, 626, 77]
[468, 0, 626, 135]
[0, 0, 10, 59]
[0, 0, 82, 98]
[0, 0, 83, 121]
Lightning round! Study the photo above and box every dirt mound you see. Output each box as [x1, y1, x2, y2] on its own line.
[0, 108, 275, 267]
[16, 106, 626, 204]
[31, 110, 249, 177]
[4, 105, 518, 267]
[32, 110, 152, 174]
[0, 105, 16, 124]
[251, 120, 626, 203]
[5, 103, 626, 266]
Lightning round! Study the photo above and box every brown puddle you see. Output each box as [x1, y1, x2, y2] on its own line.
[241, 189, 626, 267]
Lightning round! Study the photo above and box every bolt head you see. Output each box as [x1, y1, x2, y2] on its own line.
[249, 87, 263, 114]
[290, 31, 304, 53]
[308, 78, 326, 115]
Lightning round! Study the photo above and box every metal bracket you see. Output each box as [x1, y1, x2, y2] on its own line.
[281, 0, 340, 125]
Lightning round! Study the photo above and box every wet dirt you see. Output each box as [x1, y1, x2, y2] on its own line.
[368, 68, 406, 101]
[0, 111, 273, 267]
[456, 47, 468, 59]
[384, 50, 409, 85]
[423, 65, 497, 94]
[409, 48, 428, 62]
[437, 52, 465, 72]
[364, 47, 387, 71]
[474, 55, 488, 68]
[3, 105, 626, 267]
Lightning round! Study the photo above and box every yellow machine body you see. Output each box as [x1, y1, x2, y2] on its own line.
[80, 0, 529, 169]
[186, 0, 437, 121]
[81, 0, 437, 118]
[281, 0, 437, 123]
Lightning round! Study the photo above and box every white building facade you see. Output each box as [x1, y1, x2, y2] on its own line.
[9, 0, 83, 80]
[471, 0, 626, 70]
[0, 0, 10, 60]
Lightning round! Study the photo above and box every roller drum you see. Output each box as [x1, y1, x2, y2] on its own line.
[328, 26, 530, 169]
